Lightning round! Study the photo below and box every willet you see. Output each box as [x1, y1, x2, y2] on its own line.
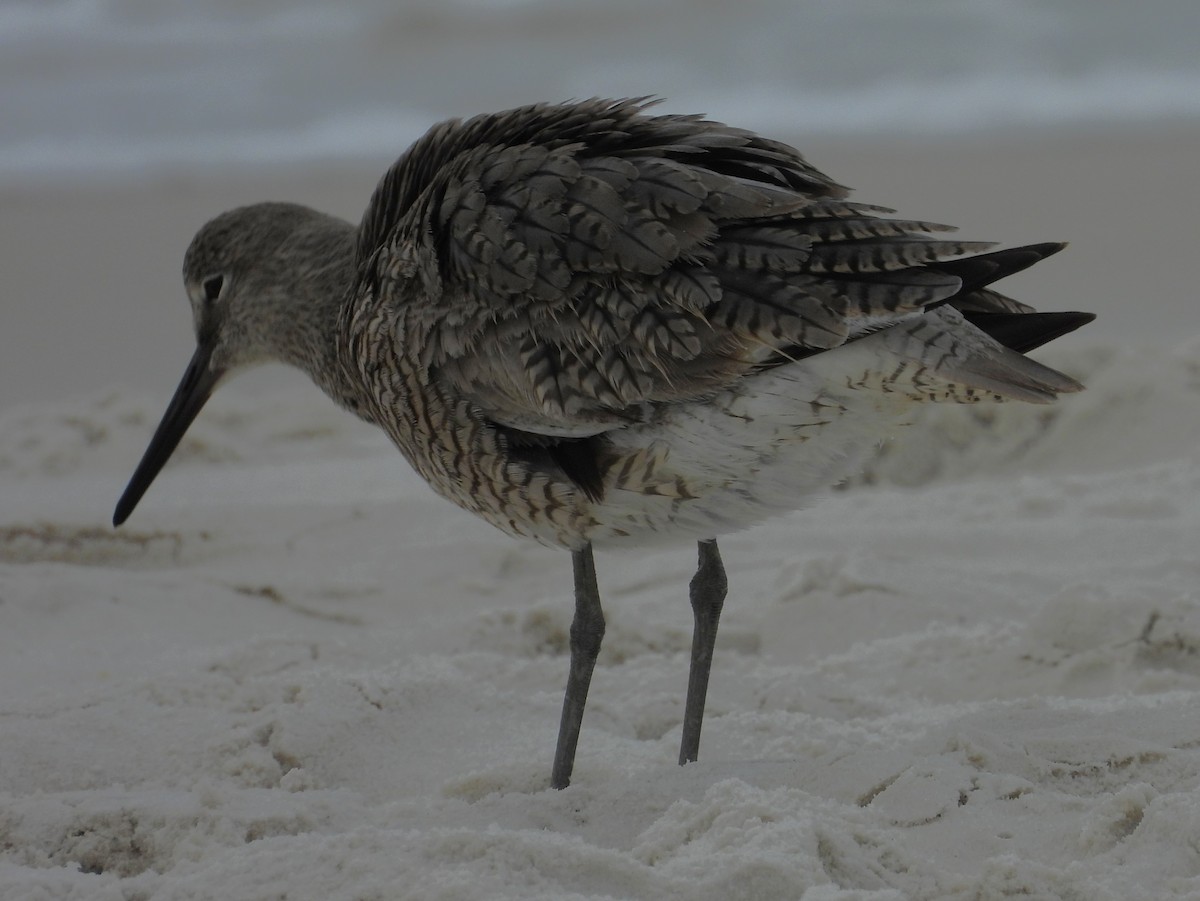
[113, 98, 1093, 789]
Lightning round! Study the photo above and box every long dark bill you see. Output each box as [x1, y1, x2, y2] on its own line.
[113, 342, 223, 527]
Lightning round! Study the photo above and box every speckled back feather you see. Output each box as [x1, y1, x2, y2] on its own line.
[350, 99, 1017, 442]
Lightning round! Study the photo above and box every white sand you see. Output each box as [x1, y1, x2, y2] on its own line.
[3, 127, 1200, 899]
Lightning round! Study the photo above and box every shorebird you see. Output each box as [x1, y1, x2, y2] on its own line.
[114, 98, 1093, 789]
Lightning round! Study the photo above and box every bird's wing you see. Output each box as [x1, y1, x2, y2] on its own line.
[354, 99, 992, 436]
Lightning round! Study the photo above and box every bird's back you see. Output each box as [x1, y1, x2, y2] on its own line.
[340, 98, 1090, 548]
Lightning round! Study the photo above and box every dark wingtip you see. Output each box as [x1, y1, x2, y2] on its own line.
[999, 242, 1070, 276]
[965, 309, 1096, 354]
[1027, 241, 1068, 256]
[1002, 241, 1068, 263]
[932, 242, 1069, 294]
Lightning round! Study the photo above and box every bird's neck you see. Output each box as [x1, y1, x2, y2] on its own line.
[265, 219, 366, 415]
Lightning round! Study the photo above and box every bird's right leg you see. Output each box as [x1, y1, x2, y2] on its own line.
[550, 542, 605, 789]
[679, 538, 728, 765]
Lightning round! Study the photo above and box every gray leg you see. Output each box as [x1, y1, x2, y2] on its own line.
[679, 538, 728, 765]
[551, 543, 605, 790]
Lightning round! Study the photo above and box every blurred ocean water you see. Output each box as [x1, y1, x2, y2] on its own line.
[3, 0, 1199, 183]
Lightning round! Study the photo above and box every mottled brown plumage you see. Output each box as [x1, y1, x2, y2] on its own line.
[115, 98, 1093, 788]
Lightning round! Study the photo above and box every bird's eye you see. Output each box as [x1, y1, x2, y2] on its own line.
[202, 275, 225, 303]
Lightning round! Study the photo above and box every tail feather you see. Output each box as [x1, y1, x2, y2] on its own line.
[873, 243, 1091, 402]
[940, 345, 1085, 403]
[874, 305, 1085, 405]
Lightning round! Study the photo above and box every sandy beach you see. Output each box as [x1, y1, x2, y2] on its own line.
[3, 123, 1200, 899]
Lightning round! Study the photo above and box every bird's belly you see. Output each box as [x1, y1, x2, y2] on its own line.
[373, 368, 904, 551]
[582, 350, 924, 546]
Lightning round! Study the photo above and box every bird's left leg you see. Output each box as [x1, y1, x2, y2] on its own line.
[550, 542, 605, 789]
[679, 538, 728, 765]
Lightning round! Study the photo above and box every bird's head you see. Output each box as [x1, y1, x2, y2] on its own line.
[113, 202, 356, 526]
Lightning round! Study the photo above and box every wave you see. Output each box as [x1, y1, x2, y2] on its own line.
[6, 68, 1200, 186]
[686, 68, 1200, 137]
[0, 109, 435, 184]
[4, 0, 1199, 184]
